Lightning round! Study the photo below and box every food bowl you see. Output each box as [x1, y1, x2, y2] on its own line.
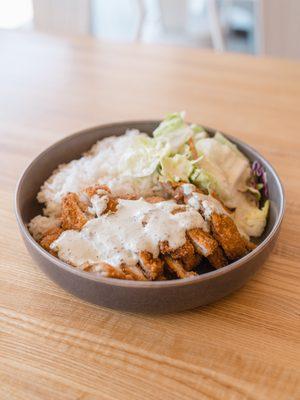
[15, 121, 285, 313]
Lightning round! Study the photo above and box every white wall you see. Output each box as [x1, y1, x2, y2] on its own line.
[258, 0, 300, 59]
[33, 0, 91, 35]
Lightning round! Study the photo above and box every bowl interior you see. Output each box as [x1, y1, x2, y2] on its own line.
[17, 121, 284, 259]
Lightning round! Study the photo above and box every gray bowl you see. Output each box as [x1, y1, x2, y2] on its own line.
[15, 121, 285, 313]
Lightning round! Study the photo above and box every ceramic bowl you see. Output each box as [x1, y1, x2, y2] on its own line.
[15, 121, 285, 313]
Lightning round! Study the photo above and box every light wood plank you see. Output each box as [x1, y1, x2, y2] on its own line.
[0, 30, 299, 400]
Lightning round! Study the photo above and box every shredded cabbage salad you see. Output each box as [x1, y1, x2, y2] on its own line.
[122, 112, 269, 239]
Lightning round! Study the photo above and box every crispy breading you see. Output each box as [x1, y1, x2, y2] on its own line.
[181, 252, 202, 271]
[118, 194, 138, 200]
[105, 197, 118, 213]
[160, 238, 195, 259]
[84, 184, 111, 197]
[39, 227, 63, 252]
[171, 239, 195, 259]
[38, 179, 256, 281]
[211, 213, 248, 260]
[145, 196, 166, 203]
[244, 239, 257, 251]
[105, 266, 133, 280]
[169, 181, 183, 190]
[78, 201, 88, 212]
[207, 246, 228, 269]
[78, 262, 93, 271]
[122, 264, 147, 281]
[164, 256, 196, 279]
[138, 251, 163, 280]
[92, 262, 134, 280]
[85, 185, 118, 214]
[187, 228, 218, 257]
[61, 193, 88, 230]
[171, 205, 187, 215]
[156, 274, 167, 281]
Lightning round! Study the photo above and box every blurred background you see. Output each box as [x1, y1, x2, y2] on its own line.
[0, 0, 299, 59]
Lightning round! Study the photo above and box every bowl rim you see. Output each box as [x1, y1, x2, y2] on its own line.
[15, 120, 285, 289]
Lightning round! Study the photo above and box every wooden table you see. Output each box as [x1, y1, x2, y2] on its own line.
[0, 31, 299, 400]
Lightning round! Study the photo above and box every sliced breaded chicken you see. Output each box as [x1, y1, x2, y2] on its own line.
[84, 184, 118, 214]
[145, 196, 166, 203]
[39, 227, 63, 254]
[187, 228, 218, 257]
[121, 264, 147, 281]
[75, 260, 146, 281]
[105, 197, 118, 213]
[160, 238, 194, 259]
[211, 213, 248, 260]
[171, 205, 187, 215]
[90, 262, 134, 280]
[84, 184, 111, 197]
[61, 193, 88, 230]
[207, 246, 228, 269]
[244, 239, 257, 251]
[138, 251, 164, 280]
[156, 274, 167, 281]
[118, 194, 138, 200]
[164, 256, 196, 279]
[181, 251, 202, 271]
[171, 239, 195, 259]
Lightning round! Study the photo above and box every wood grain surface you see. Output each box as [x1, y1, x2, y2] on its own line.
[0, 31, 299, 400]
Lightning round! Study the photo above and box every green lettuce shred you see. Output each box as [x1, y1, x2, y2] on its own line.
[189, 167, 219, 193]
[153, 112, 185, 137]
[160, 155, 193, 183]
[214, 132, 245, 159]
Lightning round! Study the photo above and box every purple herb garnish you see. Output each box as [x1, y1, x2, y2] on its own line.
[251, 161, 268, 197]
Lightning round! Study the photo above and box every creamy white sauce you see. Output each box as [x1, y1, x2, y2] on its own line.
[187, 194, 201, 211]
[187, 192, 228, 219]
[89, 194, 109, 217]
[181, 183, 195, 196]
[50, 198, 208, 269]
[31, 128, 267, 246]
